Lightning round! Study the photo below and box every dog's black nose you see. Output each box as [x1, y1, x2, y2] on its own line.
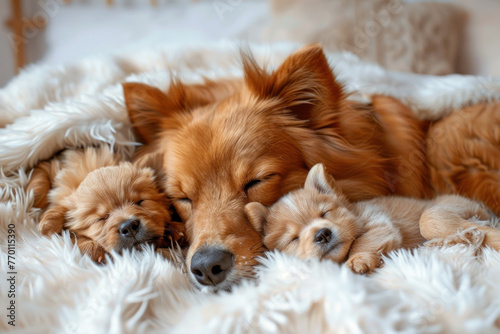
[190, 247, 234, 287]
[119, 219, 141, 238]
[314, 228, 332, 244]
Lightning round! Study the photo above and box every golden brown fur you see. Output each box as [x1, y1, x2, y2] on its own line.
[427, 101, 500, 216]
[122, 44, 500, 289]
[26, 158, 62, 210]
[246, 164, 500, 274]
[27, 146, 184, 262]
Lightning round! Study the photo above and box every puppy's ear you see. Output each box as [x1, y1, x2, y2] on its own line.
[123, 82, 173, 144]
[72, 234, 107, 263]
[27, 159, 61, 209]
[132, 151, 166, 188]
[38, 205, 67, 235]
[133, 150, 163, 171]
[243, 44, 344, 125]
[304, 163, 339, 195]
[245, 202, 269, 234]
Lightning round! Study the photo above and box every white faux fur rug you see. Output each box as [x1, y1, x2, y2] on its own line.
[1, 41, 500, 334]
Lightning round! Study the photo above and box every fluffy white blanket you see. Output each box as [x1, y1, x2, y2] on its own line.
[1, 42, 500, 334]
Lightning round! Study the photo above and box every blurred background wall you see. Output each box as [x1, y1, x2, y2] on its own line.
[1, 0, 499, 88]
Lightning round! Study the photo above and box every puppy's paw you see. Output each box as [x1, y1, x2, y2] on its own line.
[72, 233, 107, 263]
[454, 227, 485, 247]
[424, 237, 446, 248]
[346, 252, 381, 275]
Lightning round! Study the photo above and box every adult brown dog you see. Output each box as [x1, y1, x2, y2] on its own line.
[123, 45, 500, 291]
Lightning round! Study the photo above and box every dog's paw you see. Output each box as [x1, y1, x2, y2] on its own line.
[346, 252, 381, 275]
[426, 227, 486, 249]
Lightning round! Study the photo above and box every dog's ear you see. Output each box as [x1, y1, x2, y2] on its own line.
[38, 205, 67, 235]
[245, 202, 269, 234]
[72, 234, 107, 263]
[304, 163, 340, 195]
[123, 80, 240, 144]
[122, 82, 173, 144]
[243, 44, 344, 126]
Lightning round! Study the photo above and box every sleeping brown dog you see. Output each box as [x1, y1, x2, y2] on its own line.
[27, 146, 185, 262]
[123, 45, 500, 291]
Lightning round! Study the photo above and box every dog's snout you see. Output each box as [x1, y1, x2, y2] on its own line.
[314, 228, 333, 244]
[190, 247, 234, 287]
[119, 219, 141, 238]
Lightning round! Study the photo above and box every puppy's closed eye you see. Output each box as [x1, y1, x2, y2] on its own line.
[135, 199, 145, 206]
[96, 214, 110, 223]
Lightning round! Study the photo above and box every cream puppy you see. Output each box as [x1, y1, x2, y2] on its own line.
[246, 164, 500, 274]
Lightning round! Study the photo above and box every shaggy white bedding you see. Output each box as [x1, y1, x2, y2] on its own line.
[1, 42, 500, 334]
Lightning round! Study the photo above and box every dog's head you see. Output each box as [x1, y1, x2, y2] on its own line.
[39, 162, 176, 262]
[123, 45, 347, 291]
[246, 164, 361, 263]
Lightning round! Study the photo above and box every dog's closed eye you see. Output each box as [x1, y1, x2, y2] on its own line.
[244, 179, 262, 193]
[173, 197, 193, 221]
[244, 174, 277, 193]
[135, 199, 145, 206]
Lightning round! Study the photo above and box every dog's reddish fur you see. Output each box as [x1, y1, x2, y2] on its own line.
[123, 45, 500, 289]
[427, 101, 500, 214]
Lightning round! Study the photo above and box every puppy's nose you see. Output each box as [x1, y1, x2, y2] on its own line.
[314, 228, 333, 244]
[119, 219, 141, 238]
[190, 247, 234, 287]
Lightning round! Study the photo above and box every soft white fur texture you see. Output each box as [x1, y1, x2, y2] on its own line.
[1, 42, 500, 333]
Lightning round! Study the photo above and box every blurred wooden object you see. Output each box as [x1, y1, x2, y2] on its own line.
[5, 0, 25, 73]
[5, 0, 47, 73]
[61, 0, 159, 5]
[5, 0, 172, 74]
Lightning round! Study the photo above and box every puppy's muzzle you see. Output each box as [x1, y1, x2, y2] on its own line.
[190, 247, 234, 287]
[314, 228, 333, 244]
[117, 218, 152, 251]
[119, 219, 141, 238]
[314, 228, 340, 254]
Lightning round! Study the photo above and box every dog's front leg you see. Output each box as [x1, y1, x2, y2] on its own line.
[345, 224, 403, 275]
[71, 234, 107, 263]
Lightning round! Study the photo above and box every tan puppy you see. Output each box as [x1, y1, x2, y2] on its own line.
[27, 146, 185, 262]
[246, 164, 500, 274]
